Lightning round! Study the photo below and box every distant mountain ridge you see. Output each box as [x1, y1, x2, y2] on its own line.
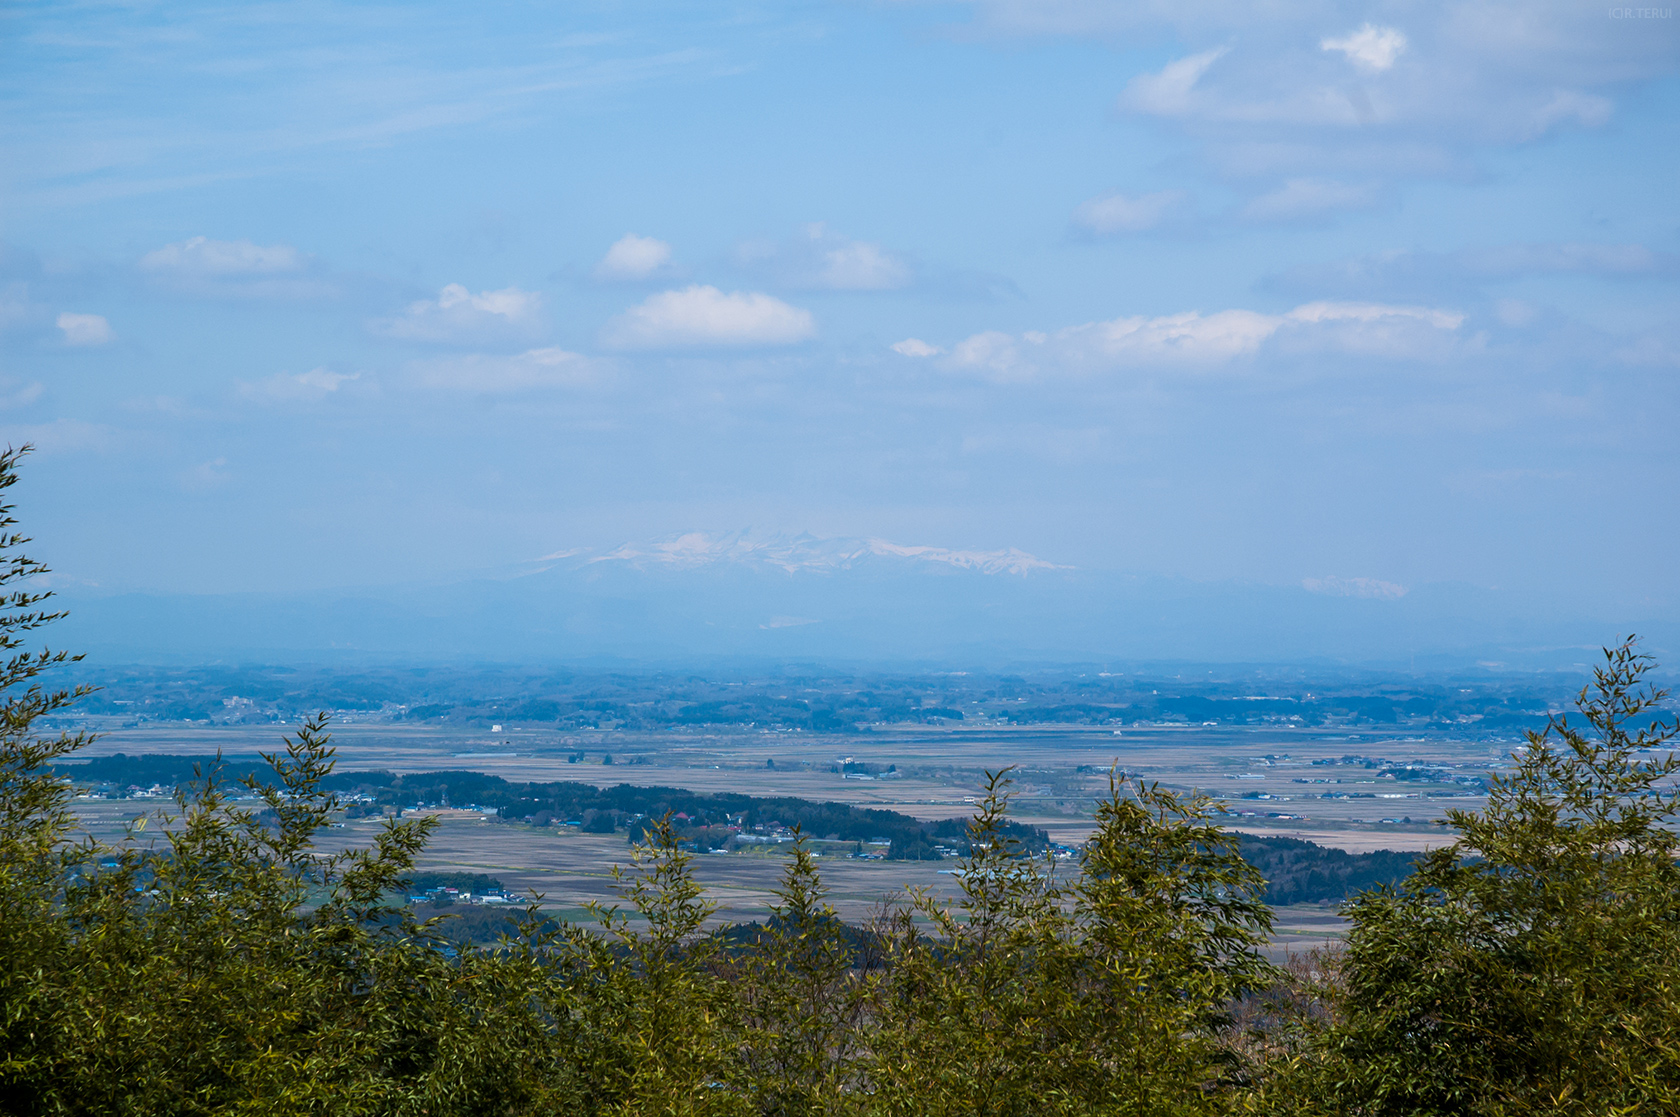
[527, 531, 1067, 578]
[52, 528, 1676, 668]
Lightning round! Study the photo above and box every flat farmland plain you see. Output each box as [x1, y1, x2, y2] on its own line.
[65, 717, 1503, 950]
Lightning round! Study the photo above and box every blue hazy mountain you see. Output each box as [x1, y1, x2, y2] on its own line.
[56, 531, 1671, 669]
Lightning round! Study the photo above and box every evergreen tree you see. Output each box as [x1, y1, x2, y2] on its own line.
[1276, 638, 1680, 1115]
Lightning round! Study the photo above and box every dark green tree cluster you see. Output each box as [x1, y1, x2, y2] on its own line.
[3, 446, 1679, 1115]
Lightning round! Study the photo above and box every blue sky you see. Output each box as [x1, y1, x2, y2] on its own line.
[3, 0, 1678, 634]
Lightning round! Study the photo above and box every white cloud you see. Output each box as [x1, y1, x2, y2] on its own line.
[946, 331, 1033, 379]
[1302, 576, 1408, 599]
[601, 285, 815, 349]
[1072, 189, 1187, 234]
[1081, 2, 1676, 183]
[1287, 301, 1463, 330]
[594, 234, 673, 281]
[240, 367, 359, 403]
[812, 239, 911, 290]
[140, 235, 303, 276]
[1049, 310, 1280, 370]
[413, 347, 599, 392]
[56, 312, 113, 346]
[1242, 178, 1377, 221]
[1321, 25, 1407, 72]
[891, 338, 943, 357]
[1119, 48, 1227, 116]
[933, 300, 1464, 381]
[372, 283, 543, 342]
[1274, 301, 1465, 360]
[1120, 50, 1382, 129]
[137, 236, 332, 299]
[736, 224, 913, 290]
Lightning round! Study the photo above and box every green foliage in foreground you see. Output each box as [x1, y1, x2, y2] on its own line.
[1255, 637, 1680, 1116]
[2, 448, 1680, 1115]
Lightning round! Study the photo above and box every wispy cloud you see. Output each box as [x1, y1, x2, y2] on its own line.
[141, 236, 303, 277]
[371, 284, 543, 343]
[138, 236, 333, 299]
[239, 368, 361, 404]
[901, 301, 1464, 382]
[1460, 242, 1672, 277]
[1118, 48, 1227, 117]
[1072, 189, 1187, 235]
[736, 224, 913, 291]
[0, 418, 115, 455]
[809, 239, 912, 290]
[56, 312, 113, 346]
[412, 347, 601, 392]
[4, 4, 731, 212]
[180, 456, 232, 492]
[0, 382, 44, 409]
[1265, 241, 1680, 301]
[1242, 179, 1378, 222]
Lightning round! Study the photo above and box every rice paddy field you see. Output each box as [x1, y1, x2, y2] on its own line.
[64, 716, 1512, 957]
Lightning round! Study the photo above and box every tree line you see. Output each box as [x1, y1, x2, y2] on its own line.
[57, 755, 1424, 899]
[65, 660, 1572, 735]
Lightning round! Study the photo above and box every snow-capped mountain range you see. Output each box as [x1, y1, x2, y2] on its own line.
[59, 531, 1664, 669]
[530, 531, 1068, 578]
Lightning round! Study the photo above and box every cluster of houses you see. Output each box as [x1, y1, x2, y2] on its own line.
[406, 884, 512, 906]
[76, 783, 174, 800]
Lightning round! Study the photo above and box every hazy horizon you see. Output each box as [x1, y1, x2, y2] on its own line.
[54, 531, 1675, 671]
